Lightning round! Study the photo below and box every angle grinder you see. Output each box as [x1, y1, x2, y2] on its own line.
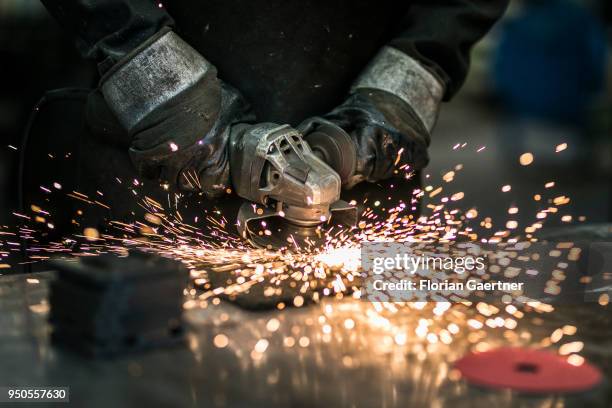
[229, 122, 357, 249]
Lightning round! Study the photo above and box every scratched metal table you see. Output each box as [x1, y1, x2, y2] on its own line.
[0, 269, 610, 408]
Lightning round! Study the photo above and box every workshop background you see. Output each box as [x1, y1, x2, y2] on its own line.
[1, 0, 610, 234]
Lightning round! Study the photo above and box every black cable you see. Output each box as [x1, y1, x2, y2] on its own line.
[17, 88, 90, 273]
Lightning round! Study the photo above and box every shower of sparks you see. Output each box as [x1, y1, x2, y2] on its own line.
[1, 143, 603, 368]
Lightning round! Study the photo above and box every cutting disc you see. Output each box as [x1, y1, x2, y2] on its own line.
[245, 214, 328, 250]
[455, 347, 602, 393]
[237, 201, 357, 250]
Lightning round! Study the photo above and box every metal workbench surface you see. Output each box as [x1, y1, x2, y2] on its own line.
[0, 271, 610, 408]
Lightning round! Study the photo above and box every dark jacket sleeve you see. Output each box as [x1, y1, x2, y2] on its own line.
[389, 0, 509, 100]
[40, 0, 174, 71]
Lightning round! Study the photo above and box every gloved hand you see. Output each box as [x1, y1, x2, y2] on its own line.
[300, 46, 444, 189]
[127, 82, 253, 197]
[300, 89, 431, 189]
[99, 28, 254, 199]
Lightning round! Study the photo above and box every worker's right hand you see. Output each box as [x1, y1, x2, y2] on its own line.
[98, 28, 254, 199]
[299, 89, 431, 189]
[299, 46, 445, 190]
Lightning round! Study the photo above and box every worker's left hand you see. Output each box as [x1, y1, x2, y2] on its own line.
[96, 29, 256, 199]
[300, 89, 430, 189]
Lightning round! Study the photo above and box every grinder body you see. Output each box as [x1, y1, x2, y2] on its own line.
[229, 123, 357, 248]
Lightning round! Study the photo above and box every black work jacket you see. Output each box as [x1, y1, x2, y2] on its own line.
[42, 0, 508, 124]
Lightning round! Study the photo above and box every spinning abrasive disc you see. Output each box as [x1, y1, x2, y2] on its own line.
[237, 201, 357, 250]
[246, 214, 328, 250]
[455, 347, 602, 393]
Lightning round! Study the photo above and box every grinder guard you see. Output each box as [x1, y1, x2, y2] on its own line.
[236, 201, 357, 249]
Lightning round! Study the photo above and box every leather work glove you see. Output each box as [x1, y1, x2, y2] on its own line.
[300, 46, 445, 189]
[99, 28, 254, 198]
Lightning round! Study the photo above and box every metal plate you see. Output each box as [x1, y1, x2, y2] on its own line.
[0, 273, 610, 407]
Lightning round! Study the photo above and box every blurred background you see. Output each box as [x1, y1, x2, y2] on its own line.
[428, 0, 612, 234]
[0, 0, 611, 230]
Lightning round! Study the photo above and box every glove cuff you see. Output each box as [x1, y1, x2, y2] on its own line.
[100, 29, 215, 131]
[350, 46, 444, 132]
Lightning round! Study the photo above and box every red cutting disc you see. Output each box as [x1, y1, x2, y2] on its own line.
[455, 347, 602, 393]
